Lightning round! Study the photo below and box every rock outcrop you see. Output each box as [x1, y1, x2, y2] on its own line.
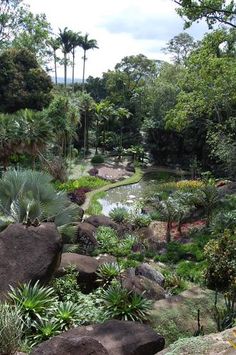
[0, 223, 62, 299]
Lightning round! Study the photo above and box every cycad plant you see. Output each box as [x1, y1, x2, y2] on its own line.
[0, 169, 78, 226]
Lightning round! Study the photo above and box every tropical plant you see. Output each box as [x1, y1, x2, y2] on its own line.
[0, 170, 79, 226]
[69, 31, 82, 89]
[109, 206, 129, 223]
[0, 303, 23, 355]
[58, 27, 74, 87]
[210, 210, 236, 234]
[91, 154, 104, 164]
[80, 33, 98, 90]
[30, 318, 61, 345]
[96, 226, 118, 254]
[193, 184, 219, 227]
[47, 36, 61, 85]
[102, 283, 152, 322]
[54, 301, 80, 330]
[96, 262, 122, 286]
[8, 281, 57, 324]
[155, 196, 179, 243]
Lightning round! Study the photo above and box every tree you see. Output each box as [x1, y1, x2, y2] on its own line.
[163, 32, 197, 64]
[0, 0, 26, 46]
[79, 33, 98, 90]
[0, 169, 78, 226]
[47, 36, 61, 85]
[58, 27, 74, 87]
[0, 48, 53, 113]
[193, 184, 219, 227]
[12, 12, 52, 65]
[156, 197, 179, 243]
[173, 0, 236, 29]
[77, 92, 95, 155]
[70, 31, 82, 90]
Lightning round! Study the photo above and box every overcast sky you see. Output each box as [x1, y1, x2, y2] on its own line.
[24, 0, 209, 79]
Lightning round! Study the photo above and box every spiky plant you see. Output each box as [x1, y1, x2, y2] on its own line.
[96, 262, 122, 286]
[8, 281, 57, 323]
[54, 301, 80, 330]
[0, 169, 79, 226]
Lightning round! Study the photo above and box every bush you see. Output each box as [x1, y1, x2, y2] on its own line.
[204, 230, 236, 291]
[109, 207, 129, 223]
[163, 272, 188, 295]
[91, 155, 104, 164]
[96, 226, 119, 254]
[176, 260, 207, 283]
[56, 176, 108, 191]
[0, 303, 23, 355]
[133, 214, 152, 228]
[102, 283, 152, 322]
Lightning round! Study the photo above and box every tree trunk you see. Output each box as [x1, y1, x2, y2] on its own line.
[82, 49, 86, 91]
[72, 49, 75, 90]
[166, 220, 172, 243]
[54, 50, 57, 85]
[84, 111, 87, 158]
[64, 53, 67, 87]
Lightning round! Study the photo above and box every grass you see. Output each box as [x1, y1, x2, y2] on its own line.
[84, 167, 143, 214]
[55, 176, 109, 192]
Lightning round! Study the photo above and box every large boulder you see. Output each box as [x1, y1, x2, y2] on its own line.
[0, 223, 62, 299]
[135, 263, 165, 287]
[159, 326, 236, 354]
[31, 320, 165, 355]
[56, 253, 99, 292]
[76, 222, 97, 255]
[31, 336, 109, 355]
[123, 269, 166, 301]
[85, 215, 120, 231]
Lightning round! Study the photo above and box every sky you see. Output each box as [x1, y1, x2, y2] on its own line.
[24, 0, 209, 79]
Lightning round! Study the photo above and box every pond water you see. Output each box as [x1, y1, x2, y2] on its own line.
[98, 171, 179, 216]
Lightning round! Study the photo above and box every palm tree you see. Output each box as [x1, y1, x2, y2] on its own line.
[70, 32, 82, 90]
[47, 37, 61, 85]
[79, 33, 98, 90]
[58, 27, 74, 87]
[0, 170, 78, 226]
[193, 185, 219, 227]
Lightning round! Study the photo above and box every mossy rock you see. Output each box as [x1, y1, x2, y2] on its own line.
[159, 326, 236, 354]
[150, 286, 224, 347]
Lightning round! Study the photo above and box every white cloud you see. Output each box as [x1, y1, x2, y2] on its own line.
[23, 0, 209, 78]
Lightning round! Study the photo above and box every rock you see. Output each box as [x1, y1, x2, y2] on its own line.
[123, 269, 166, 301]
[31, 320, 165, 355]
[85, 215, 120, 231]
[31, 336, 109, 355]
[0, 223, 62, 299]
[150, 286, 225, 347]
[217, 181, 236, 197]
[125, 162, 135, 173]
[95, 254, 116, 265]
[56, 253, 99, 292]
[76, 222, 97, 255]
[135, 263, 165, 287]
[77, 207, 84, 221]
[159, 326, 236, 355]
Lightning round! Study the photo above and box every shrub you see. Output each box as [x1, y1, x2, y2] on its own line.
[204, 230, 236, 291]
[164, 272, 188, 295]
[0, 303, 23, 355]
[102, 283, 152, 322]
[68, 187, 90, 205]
[57, 176, 108, 191]
[8, 281, 57, 324]
[109, 207, 129, 223]
[211, 211, 236, 234]
[96, 226, 118, 254]
[176, 260, 207, 283]
[91, 155, 104, 164]
[133, 214, 152, 228]
[96, 262, 122, 286]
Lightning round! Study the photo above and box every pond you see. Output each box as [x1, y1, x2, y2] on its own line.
[98, 170, 180, 216]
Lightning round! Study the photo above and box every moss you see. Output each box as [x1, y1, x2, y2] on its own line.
[150, 287, 223, 346]
[164, 336, 215, 355]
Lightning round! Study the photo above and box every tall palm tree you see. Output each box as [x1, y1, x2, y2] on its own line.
[47, 37, 61, 85]
[70, 31, 82, 90]
[58, 27, 74, 87]
[80, 33, 98, 90]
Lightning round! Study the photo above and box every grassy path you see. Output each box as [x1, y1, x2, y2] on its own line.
[82, 167, 143, 214]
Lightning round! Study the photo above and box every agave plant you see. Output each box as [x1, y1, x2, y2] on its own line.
[102, 284, 152, 322]
[0, 169, 79, 226]
[30, 318, 61, 346]
[8, 281, 58, 323]
[96, 262, 122, 286]
[54, 301, 80, 330]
